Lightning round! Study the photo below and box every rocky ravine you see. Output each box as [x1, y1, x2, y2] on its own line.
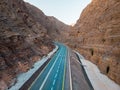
[67, 0, 120, 84]
[0, 0, 55, 89]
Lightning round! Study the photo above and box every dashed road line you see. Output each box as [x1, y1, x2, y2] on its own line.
[51, 55, 63, 89]
[51, 87, 53, 90]
[53, 79, 56, 85]
[57, 69, 59, 73]
[62, 49, 67, 90]
[39, 47, 63, 90]
[55, 73, 57, 79]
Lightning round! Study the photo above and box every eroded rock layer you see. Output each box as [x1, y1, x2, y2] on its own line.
[68, 0, 120, 84]
[0, 0, 54, 88]
[25, 3, 71, 42]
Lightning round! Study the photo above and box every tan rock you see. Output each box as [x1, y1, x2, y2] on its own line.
[0, 80, 8, 90]
[68, 0, 120, 85]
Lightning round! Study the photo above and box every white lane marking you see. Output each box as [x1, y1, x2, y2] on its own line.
[68, 48, 73, 90]
[51, 87, 53, 90]
[54, 58, 62, 79]
[53, 79, 56, 85]
[62, 52, 66, 90]
[51, 53, 63, 89]
[58, 61, 61, 69]
[28, 49, 59, 90]
[55, 73, 57, 79]
[39, 47, 63, 90]
[57, 69, 59, 73]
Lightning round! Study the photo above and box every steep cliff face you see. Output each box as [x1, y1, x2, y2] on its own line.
[0, 0, 54, 88]
[25, 3, 70, 42]
[68, 0, 120, 84]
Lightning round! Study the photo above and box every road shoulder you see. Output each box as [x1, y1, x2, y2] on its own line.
[75, 51, 120, 90]
[69, 50, 93, 90]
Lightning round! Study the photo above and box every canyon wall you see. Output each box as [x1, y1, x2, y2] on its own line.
[25, 3, 71, 42]
[0, 0, 71, 88]
[68, 0, 120, 84]
[0, 0, 54, 88]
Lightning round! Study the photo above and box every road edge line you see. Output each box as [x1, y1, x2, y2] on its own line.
[67, 47, 73, 90]
[62, 47, 67, 90]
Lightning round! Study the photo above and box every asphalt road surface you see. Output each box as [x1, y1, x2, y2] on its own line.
[20, 43, 93, 90]
[29, 43, 67, 90]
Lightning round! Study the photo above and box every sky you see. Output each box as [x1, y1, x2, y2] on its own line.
[24, 0, 91, 25]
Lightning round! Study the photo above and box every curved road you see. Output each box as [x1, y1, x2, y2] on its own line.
[29, 43, 67, 90]
[19, 43, 93, 90]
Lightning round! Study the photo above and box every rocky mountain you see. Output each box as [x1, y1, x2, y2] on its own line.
[67, 0, 120, 84]
[0, 0, 54, 89]
[0, 0, 71, 88]
[25, 3, 71, 42]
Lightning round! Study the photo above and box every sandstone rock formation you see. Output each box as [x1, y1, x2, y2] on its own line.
[25, 3, 71, 42]
[0, 0, 54, 88]
[68, 0, 120, 84]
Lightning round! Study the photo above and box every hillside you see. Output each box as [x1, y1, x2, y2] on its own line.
[0, 0, 120, 89]
[25, 3, 71, 42]
[67, 0, 120, 84]
[0, 0, 54, 88]
[0, 0, 71, 88]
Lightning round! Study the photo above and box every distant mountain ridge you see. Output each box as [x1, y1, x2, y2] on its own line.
[25, 3, 71, 41]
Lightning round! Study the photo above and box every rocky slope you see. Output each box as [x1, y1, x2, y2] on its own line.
[0, 0, 54, 89]
[25, 3, 71, 42]
[68, 0, 120, 84]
